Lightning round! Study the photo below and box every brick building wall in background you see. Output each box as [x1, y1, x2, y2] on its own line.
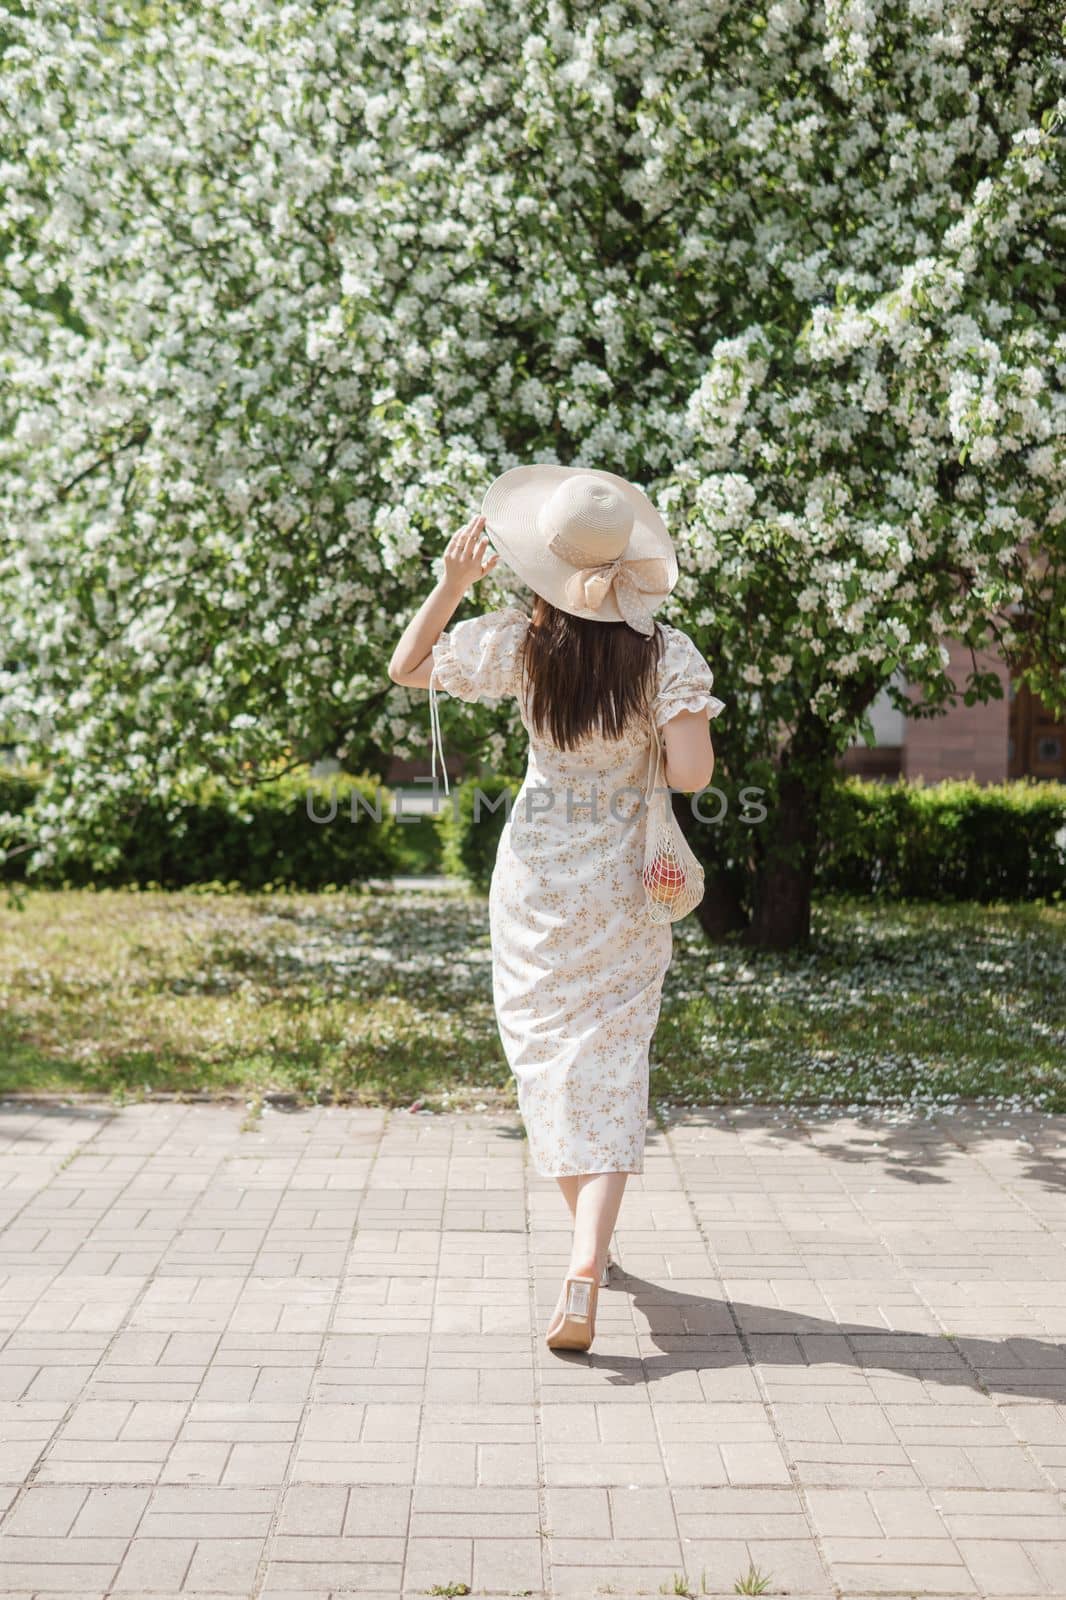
[902, 638, 1012, 784]
[840, 636, 1066, 786]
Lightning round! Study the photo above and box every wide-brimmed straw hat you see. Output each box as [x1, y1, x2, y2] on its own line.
[480, 465, 678, 636]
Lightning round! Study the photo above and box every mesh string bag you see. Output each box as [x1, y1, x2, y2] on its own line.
[640, 713, 705, 925]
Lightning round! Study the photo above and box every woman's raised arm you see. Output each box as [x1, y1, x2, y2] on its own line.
[387, 513, 499, 688]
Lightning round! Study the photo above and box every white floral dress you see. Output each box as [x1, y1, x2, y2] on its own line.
[429, 606, 725, 1177]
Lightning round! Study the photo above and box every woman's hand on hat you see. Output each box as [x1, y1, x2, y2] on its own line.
[441, 513, 499, 597]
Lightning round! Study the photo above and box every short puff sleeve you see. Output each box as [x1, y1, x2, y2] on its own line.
[430, 606, 530, 705]
[653, 626, 726, 728]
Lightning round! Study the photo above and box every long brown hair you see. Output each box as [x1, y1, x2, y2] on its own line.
[518, 595, 666, 749]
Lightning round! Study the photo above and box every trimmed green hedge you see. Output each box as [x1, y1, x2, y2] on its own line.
[817, 777, 1066, 902]
[4, 766, 1063, 901]
[437, 773, 522, 894]
[0, 766, 403, 889]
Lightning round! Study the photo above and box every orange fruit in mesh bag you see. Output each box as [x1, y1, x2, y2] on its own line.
[643, 853, 686, 904]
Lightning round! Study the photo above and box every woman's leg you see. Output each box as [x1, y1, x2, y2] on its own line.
[568, 1172, 629, 1282]
[545, 1171, 628, 1340]
[555, 1175, 581, 1222]
[555, 1174, 619, 1263]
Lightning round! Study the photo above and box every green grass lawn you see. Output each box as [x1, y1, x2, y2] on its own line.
[0, 887, 1062, 1113]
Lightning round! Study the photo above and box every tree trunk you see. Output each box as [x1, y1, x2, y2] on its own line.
[746, 722, 835, 951]
[672, 789, 748, 939]
[745, 769, 817, 948]
[694, 866, 749, 939]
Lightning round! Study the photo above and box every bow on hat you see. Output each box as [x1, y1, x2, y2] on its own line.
[548, 531, 670, 636]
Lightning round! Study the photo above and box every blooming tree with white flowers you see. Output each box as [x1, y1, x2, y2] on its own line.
[1, 0, 1063, 946]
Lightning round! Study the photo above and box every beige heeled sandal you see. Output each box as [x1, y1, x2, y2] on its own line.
[546, 1274, 599, 1351]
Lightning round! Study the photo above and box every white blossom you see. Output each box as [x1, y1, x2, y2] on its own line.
[0, 2, 1061, 870]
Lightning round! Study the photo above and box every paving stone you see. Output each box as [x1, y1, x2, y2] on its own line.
[471, 1533, 543, 1590]
[543, 1483, 611, 1537]
[0, 1485, 88, 1536]
[182, 1538, 265, 1590]
[0, 1102, 1064, 1598]
[1023, 1539, 1066, 1588]
[71, 1487, 151, 1537]
[956, 1539, 1046, 1594]
[0, 1566, 116, 1593]
[830, 1564, 977, 1593]
[112, 1536, 196, 1590]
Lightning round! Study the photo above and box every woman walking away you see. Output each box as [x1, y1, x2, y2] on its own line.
[389, 466, 724, 1353]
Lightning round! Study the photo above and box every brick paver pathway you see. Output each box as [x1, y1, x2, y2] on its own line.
[1, 1101, 1065, 1599]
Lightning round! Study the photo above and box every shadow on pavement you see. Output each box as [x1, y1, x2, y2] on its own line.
[577, 1270, 1066, 1402]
